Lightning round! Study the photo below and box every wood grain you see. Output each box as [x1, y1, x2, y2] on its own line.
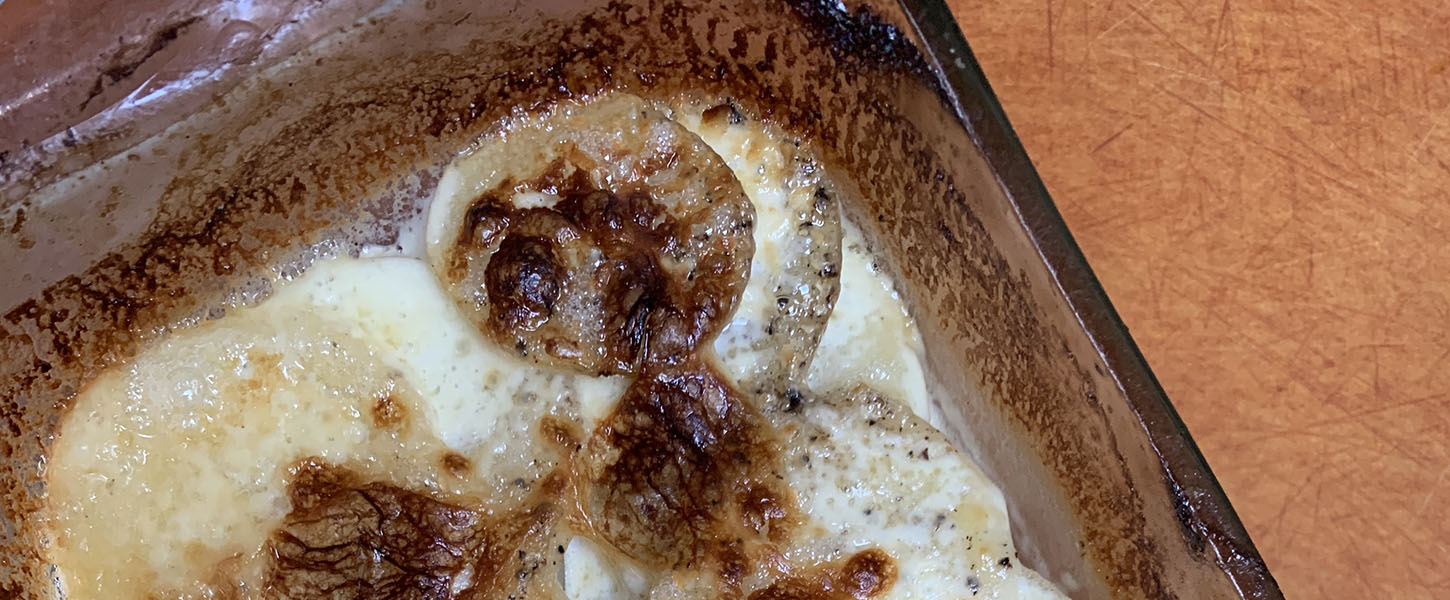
[945, 0, 1450, 596]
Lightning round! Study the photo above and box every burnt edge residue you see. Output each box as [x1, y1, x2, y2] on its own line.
[1, 0, 1191, 597]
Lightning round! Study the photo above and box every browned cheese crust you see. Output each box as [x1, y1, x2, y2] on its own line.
[257, 96, 894, 599]
[441, 96, 754, 375]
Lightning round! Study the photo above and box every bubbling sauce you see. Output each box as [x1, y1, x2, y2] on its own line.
[43, 93, 1065, 600]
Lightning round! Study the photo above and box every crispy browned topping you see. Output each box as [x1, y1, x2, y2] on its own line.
[441, 97, 754, 375]
[484, 235, 562, 334]
[584, 364, 789, 573]
[21, 91, 893, 599]
[538, 415, 584, 451]
[264, 459, 563, 599]
[738, 481, 793, 543]
[839, 550, 897, 599]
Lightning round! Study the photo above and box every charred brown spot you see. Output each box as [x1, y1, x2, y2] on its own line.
[588, 364, 787, 570]
[438, 97, 753, 376]
[557, 188, 667, 244]
[750, 578, 822, 600]
[265, 459, 560, 599]
[269, 460, 480, 598]
[455, 179, 735, 371]
[746, 549, 897, 600]
[596, 251, 669, 364]
[717, 541, 749, 587]
[485, 235, 562, 332]
[841, 549, 896, 599]
[463, 201, 511, 249]
[441, 452, 472, 479]
[702, 104, 733, 127]
[371, 393, 407, 429]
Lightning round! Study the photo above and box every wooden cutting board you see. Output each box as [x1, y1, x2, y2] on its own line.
[946, 0, 1450, 596]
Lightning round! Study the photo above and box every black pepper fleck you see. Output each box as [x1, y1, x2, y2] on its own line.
[785, 387, 803, 412]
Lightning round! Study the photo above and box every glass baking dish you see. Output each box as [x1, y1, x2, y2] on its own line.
[0, 0, 1280, 597]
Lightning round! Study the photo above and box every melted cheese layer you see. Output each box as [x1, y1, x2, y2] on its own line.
[772, 387, 1062, 599]
[46, 258, 619, 598]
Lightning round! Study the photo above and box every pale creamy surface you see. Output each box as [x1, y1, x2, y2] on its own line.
[49, 261, 444, 598]
[44, 94, 1063, 599]
[807, 221, 935, 426]
[562, 537, 648, 600]
[672, 107, 821, 384]
[769, 388, 1062, 599]
[46, 257, 618, 598]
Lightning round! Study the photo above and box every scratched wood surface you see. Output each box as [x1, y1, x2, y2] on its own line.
[945, 0, 1450, 596]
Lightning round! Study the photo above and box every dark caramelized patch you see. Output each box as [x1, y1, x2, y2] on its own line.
[463, 203, 511, 249]
[441, 452, 472, 479]
[436, 97, 856, 592]
[484, 235, 561, 332]
[440, 97, 754, 376]
[371, 393, 408, 429]
[265, 459, 561, 599]
[839, 549, 897, 599]
[585, 364, 789, 577]
[747, 549, 897, 600]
